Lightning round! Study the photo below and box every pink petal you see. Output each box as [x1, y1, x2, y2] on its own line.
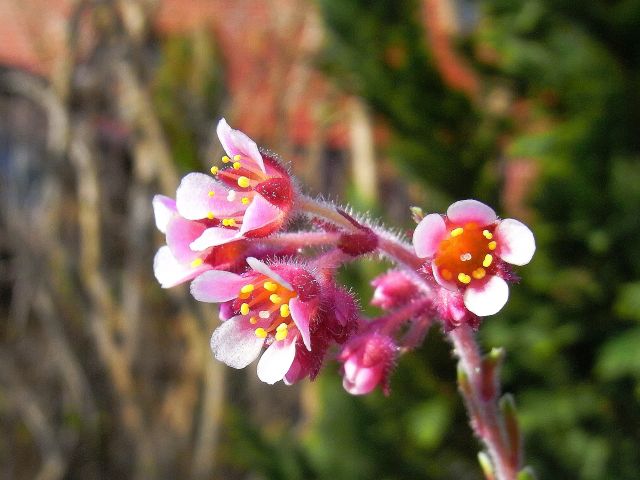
[246, 257, 293, 290]
[152, 195, 176, 233]
[210, 316, 264, 368]
[289, 297, 313, 351]
[413, 214, 446, 258]
[166, 216, 206, 262]
[256, 335, 297, 384]
[190, 270, 246, 302]
[495, 218, 536, 266]
[463, 275, 509, 316]
[432, 262, 458, 291]
[216, 118, 266, 174]
[153, 246, 208, 288]
[176, 173, 236, 220]
[447, 199, 497, 226]
[239, 194, 282, 236]
[190, 227, 242, 250]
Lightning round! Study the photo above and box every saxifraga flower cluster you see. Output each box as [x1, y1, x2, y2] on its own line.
[153, 119, 535, 395]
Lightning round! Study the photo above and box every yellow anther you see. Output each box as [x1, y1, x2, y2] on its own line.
[451, 227, 464, 237]
[233, 154, 241, 161]
[483, 230, 493, 240]
[483, 254, 493, 268]
[207, 211, 215, 220]
[208, 190, 215, 197]
[240, 303, 250, 315]
[280, 304, 290, 317]
[190, 258, 203, 268]
[249, 316, 258, 324]
[222, 155, 230, 163]
[240, 284, 255, 294]
[269, 294, 282, 304]
[263, 281, 278, 292]
[275, 329, 288, 341]
[241, 197, 250, 205]
[210, 166, 219, 175]
[441, 269, 453, 281]
[276, 322, 288, 331]
[458, 273, 471, 284]
[472, 268, 486, 280]
[488, 241, 497, 251]
[222, 218, 237, 227]
[233, 161, 242, 170]
[237, 176, 250, 188]
[254, 328, 267, 338]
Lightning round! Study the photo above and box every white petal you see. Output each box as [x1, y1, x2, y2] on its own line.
[190, 227, 242, 250]
[152, 195, 176, 233]
[210, 316, 264, 369]
[447, 199, 497, 226]
[257, 336, 297, 384]
[412, 214, 446, 258]
[246, 257, 293, 290]
[495, 218, 536, 266]
[153, 246, 206, 288]
[463, 276, 509, 316]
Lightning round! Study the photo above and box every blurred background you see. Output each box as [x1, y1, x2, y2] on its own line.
[1, 0, 640, 478]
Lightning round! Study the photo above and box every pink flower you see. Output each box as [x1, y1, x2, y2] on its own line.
[339, 332, 398, 395]
[370, 269, 418, 309]
[191, 257, 321, 384]
[152, 194, 248, 288]
[413, 199, 535, 317]
[175, 119, 293, 251]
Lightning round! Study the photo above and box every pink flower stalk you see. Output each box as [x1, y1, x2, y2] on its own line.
[175, 119, 293, 251]
[413, 199, 535, 317]
[339, 332, 398, 395]
[371, 269, 418, 310]
[152, 194, 248, 288]
[191, 256, 321, 384]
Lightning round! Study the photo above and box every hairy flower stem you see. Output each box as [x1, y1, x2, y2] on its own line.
[260, 231, 341, 249]
[297, 193, 521, 480]
[450, 325, 518, 480]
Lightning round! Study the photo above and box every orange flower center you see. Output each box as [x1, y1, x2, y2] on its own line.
[433, 223, 498, 286]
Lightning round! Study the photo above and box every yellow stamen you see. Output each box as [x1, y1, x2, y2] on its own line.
[190, 258, 203, 268]
[207, 211, 215, 220]
[280, 304, 290, 317]
[249, 316, 258, 324]
[240, 303, 250, 315]
[240, 284, 255, 294]
[269, 294, 282, 304]
[483, 254, 493, 268]
[483, 230, 493, 239]
[488, 241, 497, 251]
[276, 322, 288, 331]
[451, 227, 464, 237]
[458, 273, 471, 284]
[263, 281, 278, 292]
[275, 329, 288, 341]
[472, 268, 486, 280]
[222, 155, 230, 163]
[241, 197, 250, 205]
[254, 328, 267, 338]
[208, 190, 215, 197]
[210, 166, 219, 175]
[222, 218, 237, 227]
[233, 154, 241, 161]
[233, 161, 242, 170]
[237, 176, 250, 188]
[441, 269, 453, 281]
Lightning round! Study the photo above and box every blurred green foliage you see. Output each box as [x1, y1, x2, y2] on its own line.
[225, 0, 640, 478]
